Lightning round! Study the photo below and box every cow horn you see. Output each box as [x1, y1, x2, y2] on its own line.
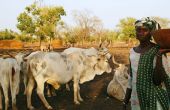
[104, 51, 109, 56]
[111, 55, 119, 66]
[99, 42, 103, 48]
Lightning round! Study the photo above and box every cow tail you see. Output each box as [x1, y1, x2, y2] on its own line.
[9, 67, 15, 85]
[12, 67, 15, 81]
[9, 67, 16, 97]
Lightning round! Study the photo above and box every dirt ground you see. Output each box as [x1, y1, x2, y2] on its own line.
[0, 47, 131, 110]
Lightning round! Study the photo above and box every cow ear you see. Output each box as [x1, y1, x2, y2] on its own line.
[102, 40, 110, 48]
[99, 40, 109, 48]
[99, 40, 108, 48]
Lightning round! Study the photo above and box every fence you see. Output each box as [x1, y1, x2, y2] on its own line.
[0, 40, 63, 49]
[0, 40, 23, 49]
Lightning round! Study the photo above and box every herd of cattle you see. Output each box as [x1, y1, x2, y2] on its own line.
[0, 43, 129, 110]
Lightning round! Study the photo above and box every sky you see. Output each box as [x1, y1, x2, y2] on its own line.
[0, 0, 170, 31]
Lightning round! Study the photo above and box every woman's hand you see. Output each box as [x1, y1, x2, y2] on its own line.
[122, 88, 132, 110]
[153, 51, 167, 86]
[122, 102, 127, 110]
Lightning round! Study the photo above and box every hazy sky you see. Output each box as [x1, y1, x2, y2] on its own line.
[0, 0, 170, 31]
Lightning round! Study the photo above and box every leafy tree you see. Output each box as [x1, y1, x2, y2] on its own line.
[105, 30, 118, 43]
[17, 12, 36, 34]
[116, 17, 136, 41]
[0, 29, 16, 40]
[17, 3, 66, 46]
[62, 26, 79, 46]
[17, 4, 38, 38]
[37, 6, 66, 39]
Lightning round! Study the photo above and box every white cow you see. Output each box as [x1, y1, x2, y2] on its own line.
[25, 50, 111, 110]
[48, 45, 113, 95]
[63, 44, 111, 60]
[14, 52, 32, 94]
[47, 46, 112, 96]
[107, 64, 129, 101]
[0, 58, 20, 110]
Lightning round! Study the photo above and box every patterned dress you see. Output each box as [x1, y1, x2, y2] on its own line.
[128, 48, 170, 110]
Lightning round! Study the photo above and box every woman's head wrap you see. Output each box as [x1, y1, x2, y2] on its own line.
[135, 17, 161, 31]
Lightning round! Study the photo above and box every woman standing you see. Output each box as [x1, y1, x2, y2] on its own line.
[123, 17, 170, 110]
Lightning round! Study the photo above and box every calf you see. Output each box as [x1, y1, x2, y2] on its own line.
[107, 64, 129, 101]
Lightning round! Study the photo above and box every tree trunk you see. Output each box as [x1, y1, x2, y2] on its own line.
[39, 36, 42, 47]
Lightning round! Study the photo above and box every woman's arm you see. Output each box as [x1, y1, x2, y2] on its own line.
[153, 53, 167, 86]
[122, 88, 132, 110]
[122, 61, 132, 110]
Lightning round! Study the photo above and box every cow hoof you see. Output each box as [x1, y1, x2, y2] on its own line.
[78, 96, 83, 102]
[79, 98, 84, 102]
[23, 90, 26, 95]
[12, 105, 18, 110]
[29, 106, 35, 110]
[66, 84, 70, 91]
[51, 91, 56, 96]
[46, 94, 52, 97]
[47, 106, 53, 110]
[66, 87, 70, 91]
[74, 101, 80, 105]
[46, 90, 51, 97]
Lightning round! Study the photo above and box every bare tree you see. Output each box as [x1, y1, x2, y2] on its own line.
[72, 10, 103, 45]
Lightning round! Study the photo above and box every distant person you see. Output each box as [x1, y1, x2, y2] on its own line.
[122, 17, 170, 110]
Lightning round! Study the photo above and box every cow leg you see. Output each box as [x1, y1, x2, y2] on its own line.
[46, 79, 60, 97]
[26, 78, 35, 110]
[23, 75, 27, 95]
[0, 88, 2, 110]
[77, 85, 83, 102]
[1, 84, 9, 110]
[46, 85, 52, 97]
[46, 84, 56, 97]
[36, 79, 52, 109]
[10, 72, 20, 110]
[10, 83, 18, 110]
[73, 82, 80, 104]
[66, 83, 70, 91]
[73, 76, 80, 104]
[50, 87, 56, 96]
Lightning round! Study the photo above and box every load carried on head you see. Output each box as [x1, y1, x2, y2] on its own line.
[153, 29, 170, 49]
